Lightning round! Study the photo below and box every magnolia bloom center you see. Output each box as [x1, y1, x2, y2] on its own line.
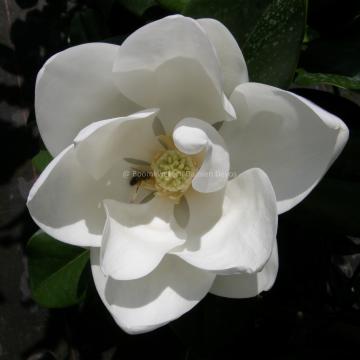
[151, 149, 196, 193]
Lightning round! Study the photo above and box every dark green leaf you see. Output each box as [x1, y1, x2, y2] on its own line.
[243, 0, 306, 88]
[32, 150, 53, 173]
[182, 0, 305, 88]
[69, 8, 110, 45]
[295, 69, 360, 90]
[117, 0, 157, 16]
[27, 231, 90, 308]
[183, 0, 271, 45]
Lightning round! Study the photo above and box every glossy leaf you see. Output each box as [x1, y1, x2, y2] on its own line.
[295, 69, 360, 90]
[242, 0, 306, 88]
[181, 0, 305, 88]
[183, 0, 271, 45]
[27, 231, 90, 308]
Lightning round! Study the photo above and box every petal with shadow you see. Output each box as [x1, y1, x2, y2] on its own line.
[210, 240, 278, 298]
[171, 168, 277, 274]
[197, 18, 249, 96]
[74, 109, 160, 180]
[113, 15, 234, 131]
[101, 197, 185, 280]
[36, 43, 139, 156]
[173, 117, 230, 193]
[91, 249, 215, 334]
[220, 83, 349, 214]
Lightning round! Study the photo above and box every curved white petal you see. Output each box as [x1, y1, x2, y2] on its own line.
[101, 198, 185, 280]
[113, 15, 233, 132]
[171, 168, 278, 274]
[27, 145, 104, 247]
[197, 18, 249, 96]
[173, 118, 230, 193]
[220, 83, 349, 214]
[27, 147, 137, 247]
[114, 15, 221, 95]
[210, 241, 278, 298]
[91, 249, 215, 334]
[74, 109, 160, 180]
[36, 43, 139, 156]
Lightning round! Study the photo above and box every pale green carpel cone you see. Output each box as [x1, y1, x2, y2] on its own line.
[152, 150, 196, 193]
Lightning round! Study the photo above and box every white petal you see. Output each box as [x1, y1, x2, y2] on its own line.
[173, 118, 230, 193]
[101, 197, 185, 280]
[27, 148, 136, 247]
[171, 168, 278, 274]
[74, 109, 160, 180]
[91, 249, 215, 334]
[114, 15, 221, 94]
[36, 43, 139, 156]
[210, 241, 278, 298]
[27, 145, 104, 246]
[197, 18, 249, 96]
[113, 15, 233, 132]
[220, 83, 349, 214]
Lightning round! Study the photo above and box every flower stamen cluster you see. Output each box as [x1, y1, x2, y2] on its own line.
[152, 150, 196, 193]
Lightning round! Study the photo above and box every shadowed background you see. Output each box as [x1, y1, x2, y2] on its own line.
[1, 0, 360, 359]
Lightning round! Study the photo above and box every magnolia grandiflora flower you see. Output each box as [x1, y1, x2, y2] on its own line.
[27, 15, 348, 334]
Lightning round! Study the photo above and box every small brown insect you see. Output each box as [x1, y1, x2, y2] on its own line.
[129, 170, 154, 203]
[129, 170, 152, 186]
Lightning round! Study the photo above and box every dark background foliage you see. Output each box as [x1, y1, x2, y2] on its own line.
[1, 0, 360, 359]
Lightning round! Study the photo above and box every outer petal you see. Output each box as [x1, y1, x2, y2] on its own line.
[171, 168, 278, 274]
[91, 249, 215, 334]
[173, 117, 230, 193]
[27, 146, 140, 247]
[210, 241, 278, 298]
[197, 18, 249, 96]
[101, 198, 185, 280]
[113, 15, 234, 131]
[36, 43, 139, 156]
[220, 83, 349, 214]
[74, 109, 160, 180]
[27, 145, 104, 247]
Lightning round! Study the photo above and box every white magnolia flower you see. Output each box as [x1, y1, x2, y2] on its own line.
[27, 15, 348, 334]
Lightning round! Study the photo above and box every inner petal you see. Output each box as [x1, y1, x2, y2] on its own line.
[173, 118, 230, 193]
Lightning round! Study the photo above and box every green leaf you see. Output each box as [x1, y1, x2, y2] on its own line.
[32, 150, 53, 173]
[295, 69, 360, 90]
[27, 231, 90, 308]
[69, 8, 110, 45]
[117, 0, 157, 16]
[182, 0, 305, 88]
[243, 0, 306, 88]
[183, 0, 271, 45]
